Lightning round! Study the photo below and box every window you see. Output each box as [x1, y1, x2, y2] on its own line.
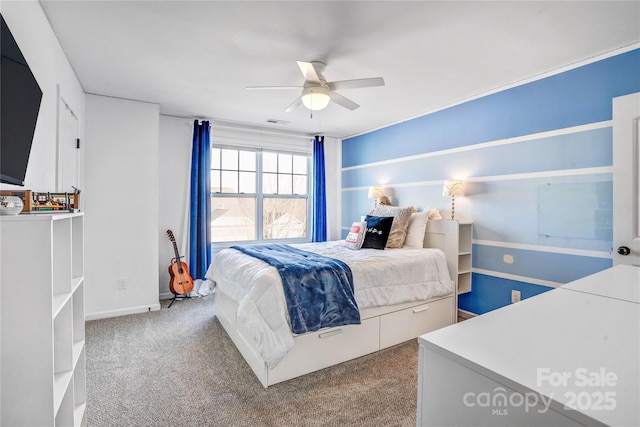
[211, 147, 310, 243]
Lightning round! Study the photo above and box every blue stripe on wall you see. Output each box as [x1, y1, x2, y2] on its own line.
[469, 175, 613, 253]
[342, 127, 611, 188]
[343, 49, 640, 168]
[458, 273, 553, 315]
[473, 244, 613, 285]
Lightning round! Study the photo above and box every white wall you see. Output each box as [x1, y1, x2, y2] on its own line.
[323, 136, 341, 241]
[0, 1, 84, 192]
[158, 115, 192, 298]
[84, 94, 160, 319]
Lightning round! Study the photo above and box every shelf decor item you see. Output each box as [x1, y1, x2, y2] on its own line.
[442, 180, 465, 220]
[0, 195, 24, 215]
[0, 190, 34, 211]
[32, 191, 80, 212]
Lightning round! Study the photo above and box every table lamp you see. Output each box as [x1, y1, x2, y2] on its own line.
[442, 180, 464, 220]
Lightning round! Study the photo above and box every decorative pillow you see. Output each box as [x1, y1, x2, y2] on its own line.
[344, 221, 367, 250]
[403, 210, 429, 248]
[428, 208, 443, 220]
[361, 215, 394, 250]
[369, 205, 412, 248]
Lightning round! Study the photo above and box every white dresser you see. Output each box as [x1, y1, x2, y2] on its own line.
[417, 265, 639, 426]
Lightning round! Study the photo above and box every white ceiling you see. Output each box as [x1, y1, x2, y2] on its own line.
[39, 1, 640, 139]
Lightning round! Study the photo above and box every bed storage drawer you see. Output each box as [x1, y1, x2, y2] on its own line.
[379, 296, 454, 349]
[268, 316, 379, 385]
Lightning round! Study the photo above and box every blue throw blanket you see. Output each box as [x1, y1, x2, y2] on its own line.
[230, 244, 361, 334]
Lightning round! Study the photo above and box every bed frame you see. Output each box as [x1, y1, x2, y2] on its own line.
[214, 219, 461, 388]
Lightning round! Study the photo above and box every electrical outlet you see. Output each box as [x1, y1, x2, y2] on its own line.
[511, 290, 521, 303]
[117, 278, 127, 290]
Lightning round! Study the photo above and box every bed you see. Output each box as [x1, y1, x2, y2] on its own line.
[206, 217, 461, 388]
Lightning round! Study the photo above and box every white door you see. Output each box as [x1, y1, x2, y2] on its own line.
[612, 92, 640, 266]
[57, 95, 80, 193]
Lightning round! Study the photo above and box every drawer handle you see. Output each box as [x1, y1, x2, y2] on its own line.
[319, 329, 343, 339]
[413, 306, 431, 314]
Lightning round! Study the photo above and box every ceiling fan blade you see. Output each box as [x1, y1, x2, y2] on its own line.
[246, 85, 302, 90]
[285, 97, 303, 112]
[329, 92, 359, 110]
[328, 77, 385, 91]
[296, 60, 321, 82]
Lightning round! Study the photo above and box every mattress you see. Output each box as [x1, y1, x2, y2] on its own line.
[207, 240, 453, 367]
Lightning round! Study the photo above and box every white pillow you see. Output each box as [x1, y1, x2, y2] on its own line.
[345, 221, 367, 250]
[403, 210, 429, 248]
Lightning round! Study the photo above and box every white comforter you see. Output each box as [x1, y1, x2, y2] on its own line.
[207, 241, 453, 368]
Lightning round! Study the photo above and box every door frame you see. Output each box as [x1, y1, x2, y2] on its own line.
[612, 92, 640, 266]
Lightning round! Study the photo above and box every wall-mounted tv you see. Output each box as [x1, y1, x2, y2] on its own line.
[1, 14, 43, 186]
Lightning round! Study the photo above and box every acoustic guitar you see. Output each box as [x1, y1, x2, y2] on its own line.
[166, 229, 194, 295]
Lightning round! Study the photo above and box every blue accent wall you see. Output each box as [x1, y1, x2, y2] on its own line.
[473, 244, 612, 284]
[458, 274, 553, 315]
[341, 49, 640, 315]
[342, 127, 612, 188]
[343, 49, 640, 168]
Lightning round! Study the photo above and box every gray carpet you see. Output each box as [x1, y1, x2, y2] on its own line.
[86, 294, 419, 426]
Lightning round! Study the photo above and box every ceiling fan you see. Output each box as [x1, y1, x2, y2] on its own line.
[246, 60, 385, 112]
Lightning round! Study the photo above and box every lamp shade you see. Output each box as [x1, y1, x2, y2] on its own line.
[442, 180, 465, 197]
[368, 186, 384, 199]
[301, 87, 331, 111]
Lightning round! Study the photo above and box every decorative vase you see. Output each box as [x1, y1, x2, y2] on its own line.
[0, 196, 24, 215]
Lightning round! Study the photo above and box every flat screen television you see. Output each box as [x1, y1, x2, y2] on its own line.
[1, 14, 43, 186]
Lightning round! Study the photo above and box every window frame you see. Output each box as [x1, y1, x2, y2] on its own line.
[211, 144, 312, 248]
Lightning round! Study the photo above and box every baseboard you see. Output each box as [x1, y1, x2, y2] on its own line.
[85, 303, 161, 321]
[457, 309, 478, 320]
[160, 292, 174, 300]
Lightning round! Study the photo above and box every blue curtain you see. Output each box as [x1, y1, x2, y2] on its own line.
[312, 135, 327, 242]
[189, 120, 212, 280]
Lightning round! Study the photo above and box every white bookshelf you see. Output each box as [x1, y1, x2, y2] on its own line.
[457, 222, 473, 294]
[425, 219, 473, 294]
[1, 213, 86, 426]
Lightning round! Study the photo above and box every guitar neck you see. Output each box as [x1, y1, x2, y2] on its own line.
[172, 241, 182, 263]
[169, 235, 184, 274]
[167, 230, 187, 276]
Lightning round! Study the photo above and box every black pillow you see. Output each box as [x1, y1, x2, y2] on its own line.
[361, 215, 394, 250]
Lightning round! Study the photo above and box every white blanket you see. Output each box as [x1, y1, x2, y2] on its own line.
[207, 241, 453, 368]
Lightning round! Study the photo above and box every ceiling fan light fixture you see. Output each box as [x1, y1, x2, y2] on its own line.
[301, 87, 330, 111]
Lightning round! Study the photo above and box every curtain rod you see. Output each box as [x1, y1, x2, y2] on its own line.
[211, 123, 316, 141]
[166, 115, 316, 141]
[162, 113, 334, 140]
